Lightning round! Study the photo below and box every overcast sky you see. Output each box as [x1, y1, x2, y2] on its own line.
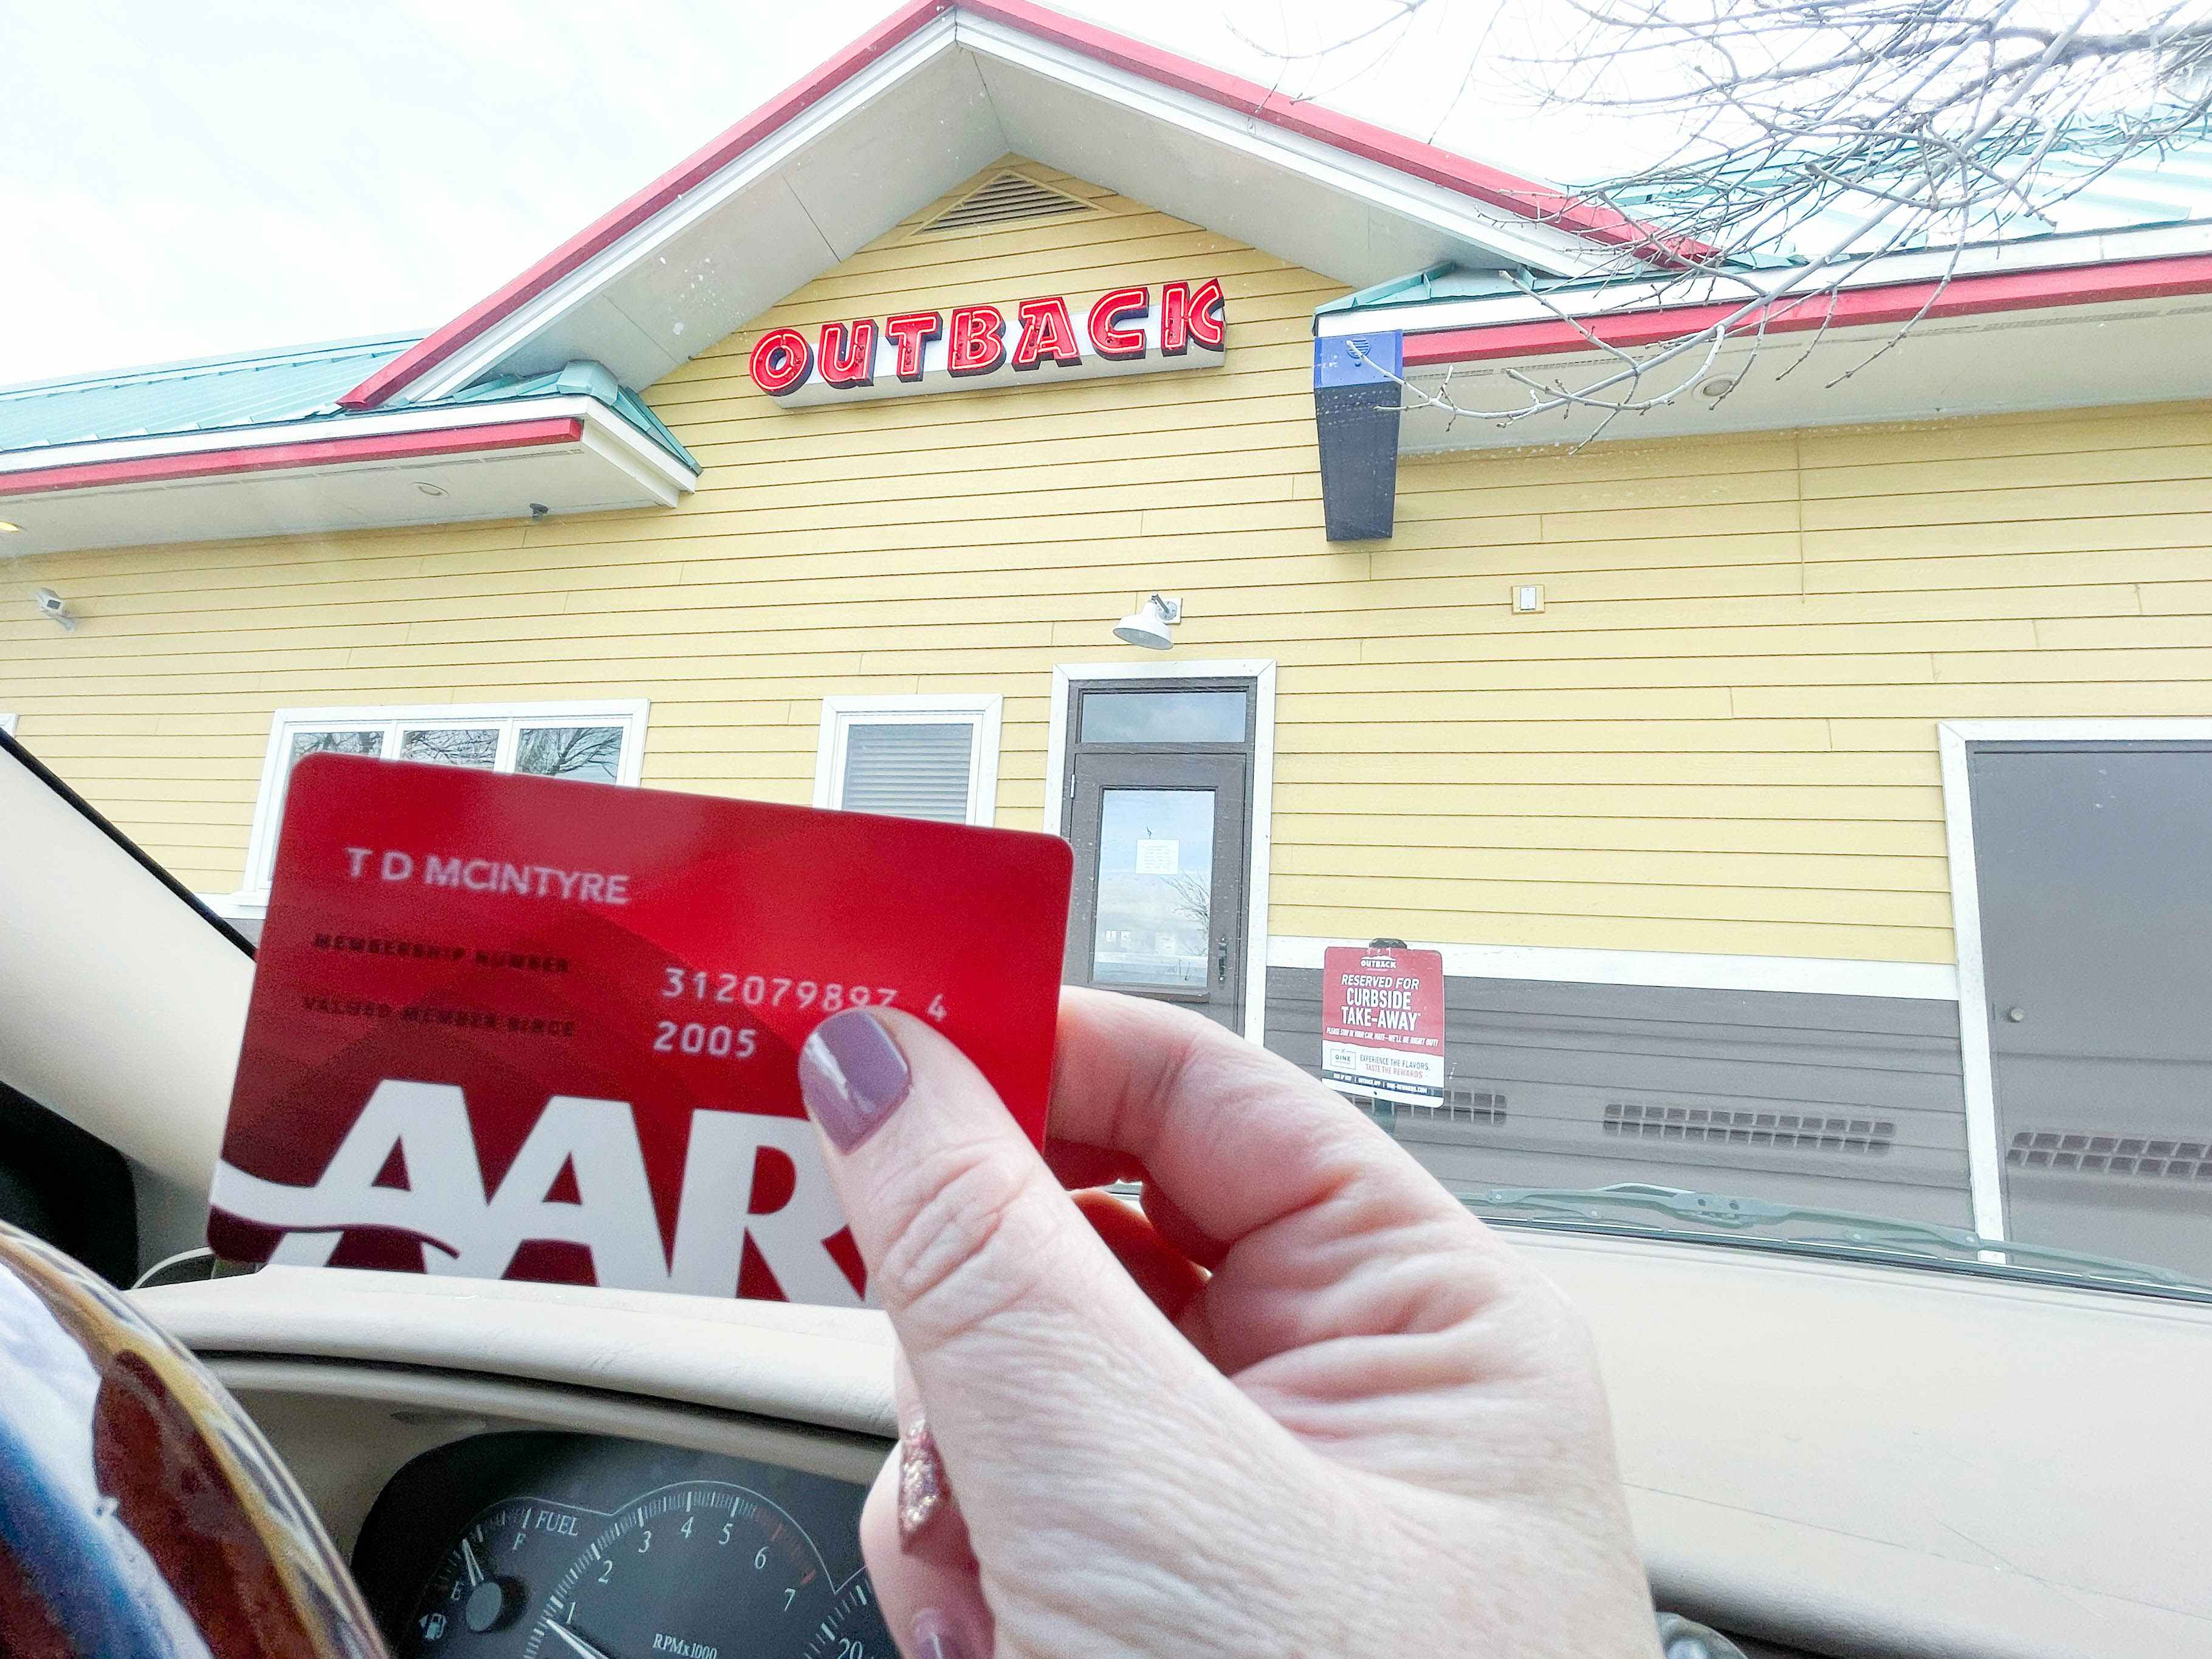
[1, 0, 1640, 386]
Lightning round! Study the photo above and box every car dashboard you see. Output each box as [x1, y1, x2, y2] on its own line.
[136, 1268, 897, 1659]
[132, 1231, 2212, 1659]
[354, 1431, 881, 1658]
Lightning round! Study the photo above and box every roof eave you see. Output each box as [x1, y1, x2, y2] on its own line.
[1316, 219, 2212, 343]
[0, 395, 696, 559]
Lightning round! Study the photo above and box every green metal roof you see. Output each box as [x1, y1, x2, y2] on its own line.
[1316, 264, 1525, 317]
[420, 360, 696, 472]
[0, 335, 416, 452]
[0, 337, 695, 475]
[1321, 131, 2212, 322]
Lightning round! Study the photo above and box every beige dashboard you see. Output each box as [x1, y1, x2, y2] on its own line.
[133, 1230, 2212, 1659]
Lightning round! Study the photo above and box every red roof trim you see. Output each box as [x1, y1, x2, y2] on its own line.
[0, 418, 584, 499]
[340, 0, 1686, 412]
[1401, 252, 2212, 368]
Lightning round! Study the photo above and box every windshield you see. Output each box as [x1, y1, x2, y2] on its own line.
[5, 1, 2210, 1304]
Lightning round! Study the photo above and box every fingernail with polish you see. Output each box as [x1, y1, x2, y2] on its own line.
[910, 1609, 969, 1659]
[797, 1008, 912, 1151]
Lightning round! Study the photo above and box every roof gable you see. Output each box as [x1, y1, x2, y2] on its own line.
[344, 0, 1658, 412]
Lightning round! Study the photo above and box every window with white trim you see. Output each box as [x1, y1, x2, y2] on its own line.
[813, 696, 1001, 826]
[245, 700, 648, 893]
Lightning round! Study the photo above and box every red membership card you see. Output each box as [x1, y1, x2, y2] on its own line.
[208, 753, 1073, 1306]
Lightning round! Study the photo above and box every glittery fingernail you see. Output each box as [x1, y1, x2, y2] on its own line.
[898, 1414, 949, 1546]
[910, 1607, 970, 1659]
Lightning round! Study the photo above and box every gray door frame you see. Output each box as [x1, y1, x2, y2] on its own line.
[1043, 660, 1277, 1044]
[1939, 718, 2212, 1242]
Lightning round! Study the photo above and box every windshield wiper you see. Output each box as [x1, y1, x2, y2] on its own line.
[1467, 1182, 2212, 1299]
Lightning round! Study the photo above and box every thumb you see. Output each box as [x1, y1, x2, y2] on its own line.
[794, 1005, 1227, 1484]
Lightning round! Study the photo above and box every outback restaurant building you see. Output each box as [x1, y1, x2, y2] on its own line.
[6, 0, 2212, 1276]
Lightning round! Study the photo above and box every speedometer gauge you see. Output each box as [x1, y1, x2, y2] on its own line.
[800, 1575, 894, 1659]
[525, 1481, 835, 1659]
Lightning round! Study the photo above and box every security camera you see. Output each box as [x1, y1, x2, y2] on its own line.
[32, 587, 76, 631]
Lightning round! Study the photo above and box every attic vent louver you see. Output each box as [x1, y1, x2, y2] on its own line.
[918, 172, 1093, 235]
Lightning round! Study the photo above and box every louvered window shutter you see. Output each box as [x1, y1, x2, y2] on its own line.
[837, 721, 976, 822]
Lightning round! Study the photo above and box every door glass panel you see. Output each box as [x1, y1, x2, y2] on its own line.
[287, 728, 382, 769]
[1091, 788, 1215, 988]
[517, 724, 623, 781]
[1080, 689, 1246, 744]
[399, 726, 498, 768]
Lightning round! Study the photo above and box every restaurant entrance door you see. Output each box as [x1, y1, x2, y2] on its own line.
[1059, 681, 1255, 1031]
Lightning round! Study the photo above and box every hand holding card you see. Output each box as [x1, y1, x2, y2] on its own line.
[207, 754, 1071, 1306]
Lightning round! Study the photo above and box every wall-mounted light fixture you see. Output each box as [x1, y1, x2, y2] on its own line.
[1113, 592, 1183, 650]
[32, 587, 75, 631]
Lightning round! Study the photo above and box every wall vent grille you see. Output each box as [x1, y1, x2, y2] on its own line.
[918, 172, 1094, 235]
[1604, 1103, 1895, 1155]
[1361, 1089, 1506, 1128]
[1437, 1088, 1508, 1125]
[2007, 1131, 2211, 1180]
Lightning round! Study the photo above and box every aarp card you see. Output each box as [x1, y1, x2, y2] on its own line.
[208, 754, 1071, 1305]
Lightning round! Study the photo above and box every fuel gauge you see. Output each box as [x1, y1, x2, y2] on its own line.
[399, 1499, 588, 1655]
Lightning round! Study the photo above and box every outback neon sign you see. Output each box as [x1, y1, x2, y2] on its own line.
[749, 278, 1226, 406]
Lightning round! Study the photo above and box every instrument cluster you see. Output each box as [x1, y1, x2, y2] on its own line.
[353, 1432, 892, 1659]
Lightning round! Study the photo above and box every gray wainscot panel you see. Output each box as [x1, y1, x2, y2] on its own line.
[1264, 967, 1970, 1228]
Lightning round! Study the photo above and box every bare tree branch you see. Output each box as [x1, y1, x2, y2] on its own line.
[1264, 0, 2212, 436]
[1163, 873, 1213, 928]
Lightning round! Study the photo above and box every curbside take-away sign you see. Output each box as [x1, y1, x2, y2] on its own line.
[749, 278, 1226, 405]
[1321, 945, 1447, 1106]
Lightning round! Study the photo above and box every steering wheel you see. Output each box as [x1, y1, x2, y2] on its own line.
[0, 1220, 387, 1657]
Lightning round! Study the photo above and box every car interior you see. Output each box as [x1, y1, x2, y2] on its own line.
[4, 726, 2210, 1658]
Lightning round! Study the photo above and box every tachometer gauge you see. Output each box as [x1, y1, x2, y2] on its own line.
[799, 1573, 896, 1659]
[525, 1481, 832, 1659]
[397, 1499, 588, 1655]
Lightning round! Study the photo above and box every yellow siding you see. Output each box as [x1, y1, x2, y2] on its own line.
[7, 157, 2212, 969]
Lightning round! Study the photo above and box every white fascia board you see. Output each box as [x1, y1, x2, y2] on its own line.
[406, 18, 962, 405]
[577, 423, 681, 508]
[571, 401, 699, 500]
[1268, 935, 1960, 1002]
[0, 396, 695, 498]
[1314, 218, 2212, 340]
[955, 16, 1621, 280]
